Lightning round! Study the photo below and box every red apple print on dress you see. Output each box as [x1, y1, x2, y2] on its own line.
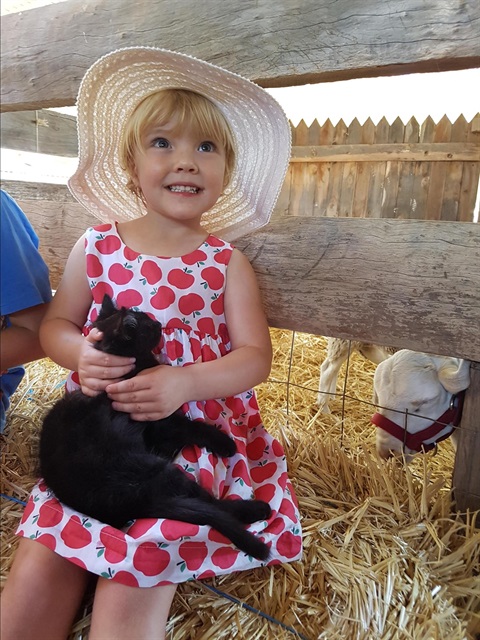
[178, 293, 205, 317]
[246, 436, 267, 461]
[181, 249, 207, 266]
[151, 286, 176, 310]
[60, 515, 93, 549]
[160, 520, 200, 541]
[200, 266, 224, 290]
[213, 249, 231, 265]
[209, 236, 224, 247]
[272, 440, 285, 458]
[66, 556, 88, 571]
[114, 571, 140, 587]
[99, 527, 128, 563]
[167, 269, 195, 289]
[133, 542, 171, 576]
[95, 233, 122, 255]
[204, 399, 224, 421]
[225, 397, 246, 420]
[200, 345, 217, 362]
[197, 569, 216, 580]
[86, 254, 103, 278]
[127, 519, 157, 539]
[91, 282, 114, 304]
[276, 529, 302, 559]
[266, 517, 286, 536]
[279, 498, 297, 523]
[197, 317, 216, 335]
[116, 289, 144, 308]
[255, 483, 277, 504]
[20, 497, 36, 524]
[247, 413, 262, 429]
[178, 541, 208, 572]
[211, 546, 240, 569]
[37, 499, 64, 528]
[165, 339, 184, 362]
[140, 260, 162, 285]
[108, 263, 134, 285]
[232, 460, 252, 488]
[210, 293, 224, 316]
[37, 533, 57, 551]
[190, 337, 201, 361]
[199, 469, 214, 492]
[124, 246, 140, 261]
[251, 462, 277, 484]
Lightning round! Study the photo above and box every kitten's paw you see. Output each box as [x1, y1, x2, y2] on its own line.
[247, 500, 272, 522]
[227, 499, 272, 523]
[208, 431, 237, 458]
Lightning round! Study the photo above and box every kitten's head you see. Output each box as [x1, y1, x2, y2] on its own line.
[92, 295, 162, 358]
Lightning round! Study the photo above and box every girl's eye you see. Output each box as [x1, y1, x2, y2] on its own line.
[152, 138, 170, 149]
[198, 141, 216, 152]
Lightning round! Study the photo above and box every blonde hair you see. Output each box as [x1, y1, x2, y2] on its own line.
[120, 89, 236, 195]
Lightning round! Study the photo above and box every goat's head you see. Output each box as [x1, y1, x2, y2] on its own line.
[372, 350, 470, 461]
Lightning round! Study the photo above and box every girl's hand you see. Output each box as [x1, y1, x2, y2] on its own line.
[78, 329, 136, 396]
[106, 365, 187, 421]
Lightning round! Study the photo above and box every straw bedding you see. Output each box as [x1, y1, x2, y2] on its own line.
[1, 329, 479, 639]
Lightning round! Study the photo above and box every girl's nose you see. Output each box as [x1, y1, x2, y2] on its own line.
[173, 154, 198, 173]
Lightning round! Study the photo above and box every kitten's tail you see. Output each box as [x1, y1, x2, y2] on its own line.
[154, 498, 270, 561]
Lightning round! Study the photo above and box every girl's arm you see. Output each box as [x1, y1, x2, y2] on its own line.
[107, 249, 272, 420]
[40, 236, 135, 395]
[1, 303, 49, 369]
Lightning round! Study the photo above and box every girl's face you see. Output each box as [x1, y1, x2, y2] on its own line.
[132, 119, 226, 229]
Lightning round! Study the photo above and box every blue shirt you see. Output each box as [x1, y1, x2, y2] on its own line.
[1, 189, 52, 316]
[0, 190, 52, 431]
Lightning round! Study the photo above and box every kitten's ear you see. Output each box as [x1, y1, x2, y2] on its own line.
[99, 294, 117, 319]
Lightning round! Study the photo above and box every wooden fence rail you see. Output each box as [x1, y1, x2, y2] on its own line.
[277, 114, 480, 223]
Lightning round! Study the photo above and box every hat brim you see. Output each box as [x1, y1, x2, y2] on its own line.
[68, 47, 291, 241]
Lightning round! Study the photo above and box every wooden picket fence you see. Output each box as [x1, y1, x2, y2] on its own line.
[276, 115, 480, 222]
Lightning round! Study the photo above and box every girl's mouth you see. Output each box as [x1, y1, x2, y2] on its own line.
[167, 185, 199, 194]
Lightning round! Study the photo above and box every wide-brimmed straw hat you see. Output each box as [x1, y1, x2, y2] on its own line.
[68, 46, 291, 241]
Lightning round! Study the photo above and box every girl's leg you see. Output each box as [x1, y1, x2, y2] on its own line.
[0, 537, 89, 640]
[89, 578, 177, 640]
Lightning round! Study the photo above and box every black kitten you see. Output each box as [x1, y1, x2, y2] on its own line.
[39, 295, 271, 560]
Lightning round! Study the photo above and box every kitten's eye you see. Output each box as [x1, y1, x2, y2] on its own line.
[198, 141, 216, 152]
[152, 138, 170, 149]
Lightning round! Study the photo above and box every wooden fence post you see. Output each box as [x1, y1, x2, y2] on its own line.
[452, 361, 480, 526]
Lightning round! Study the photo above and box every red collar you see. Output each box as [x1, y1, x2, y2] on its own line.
[371, 390, 465, 453]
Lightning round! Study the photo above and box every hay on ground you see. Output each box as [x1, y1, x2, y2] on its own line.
[1, 330, 479, 639]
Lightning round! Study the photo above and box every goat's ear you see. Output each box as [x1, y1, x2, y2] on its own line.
[437, 359, 470, 393]
[99, 294, 117, 319]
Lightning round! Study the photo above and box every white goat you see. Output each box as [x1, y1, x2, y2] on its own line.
[317, 338, 397, 413]
[372, 350, 470, 460]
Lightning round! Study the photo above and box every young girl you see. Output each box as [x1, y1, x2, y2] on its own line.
[1, 47, 302, 640]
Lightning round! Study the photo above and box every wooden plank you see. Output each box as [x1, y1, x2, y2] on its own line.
[382, 118, 405, 218]
[325, 120, 348, 216]
[426, 116, 452, 220]
[0, 109, 78, 156]
[6, 181, 479, 359]
[367, 117, 389, 217]
[337, 118, 362, 216]
[290, 142, 480, 162]
[395, 117, 420, 218]
[313, 119, 334, 217]
[2, 0, 480, 111]
[452, 361, 480, 525]
[289, 120, 316, 217]
[234, 217, 480, 361]
[352, 118, 376, 218]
